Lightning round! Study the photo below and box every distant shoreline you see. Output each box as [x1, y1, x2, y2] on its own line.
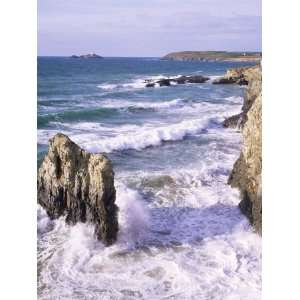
[162, 51, 261, 62]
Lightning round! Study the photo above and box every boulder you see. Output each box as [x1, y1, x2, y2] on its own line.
[37, 133, 118, 245]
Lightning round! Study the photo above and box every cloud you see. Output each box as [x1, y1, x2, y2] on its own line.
[38, 0, 261, 56]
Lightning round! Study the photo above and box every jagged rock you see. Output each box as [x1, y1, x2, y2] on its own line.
[37, 133, 118, 245]
[222, 113, 242, 128]
[227, 65, 262, 234]
[213, 77, 237, 84]
[223, 65, 261, 128]
[213, 65, 260, 85]
[145, 75, 209, 87]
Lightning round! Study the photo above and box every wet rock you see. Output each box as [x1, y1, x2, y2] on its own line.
[145, 75, 209, 87]
[145, 82, 155, 88]
[213, 77, 237, 84]
[222, 113, 242, 129]
[157, 79, 172, 86]
[37, 133, 118, 245]
[182, 75, 209, 83]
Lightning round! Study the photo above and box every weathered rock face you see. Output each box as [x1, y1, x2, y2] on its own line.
[222, 65, 261, 129]
[37, 133, 118, 245]
[227, 65, 262, 234]
[213, 64, 261, 86]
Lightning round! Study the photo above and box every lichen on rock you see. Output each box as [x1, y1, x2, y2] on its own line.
[37, 133, 118, 245]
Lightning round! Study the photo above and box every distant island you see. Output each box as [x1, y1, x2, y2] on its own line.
[70, 53, 103, 59]
[162, 51, 261, 62]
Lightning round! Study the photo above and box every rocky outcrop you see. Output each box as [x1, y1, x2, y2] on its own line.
[70, 53, 103, 59]
[213, 65, 260, 86]
[162, 51, 261, 62]
[222, 65, 261, 128]
[145, 75, 209, 87]
[227, 65, 262, 234]
[37, 133, 118, 245]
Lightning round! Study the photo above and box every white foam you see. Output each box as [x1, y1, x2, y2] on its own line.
[116, 184, 150, 246]
[78, 117, 211, 152]
[208, 75, 223, 83]
[38, 143, 261, 299]
[97, 74, 186, 91]
[96, 83, 118, 90]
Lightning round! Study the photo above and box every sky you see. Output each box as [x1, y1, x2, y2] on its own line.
[38, 0, 261, 57]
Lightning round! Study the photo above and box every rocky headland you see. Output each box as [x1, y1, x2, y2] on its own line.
[37, 133, 118, 245]
[162, 51, 261, 62]
[225, 65, 262, 234]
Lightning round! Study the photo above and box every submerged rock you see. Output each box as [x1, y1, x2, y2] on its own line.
[37, 133, 118, 245]
[227, 65, 262, 234]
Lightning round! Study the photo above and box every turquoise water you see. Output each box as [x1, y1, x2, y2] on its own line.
[37, 57, 261, 300]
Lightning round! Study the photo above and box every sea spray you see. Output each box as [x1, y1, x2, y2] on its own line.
[116, 183, 150, 247]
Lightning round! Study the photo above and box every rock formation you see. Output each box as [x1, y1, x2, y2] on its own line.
[70, 53, 103, 59]
[227, 65, 262, 234]
[222, 64, 261, 128]
[37, 133, 118, 245]
[145, 75, 209, 87]
[213, 65, 261, 86]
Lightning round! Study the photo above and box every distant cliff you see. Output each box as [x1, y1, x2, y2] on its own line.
[162, 51, 261, 62]
[226, 65, 262, 234]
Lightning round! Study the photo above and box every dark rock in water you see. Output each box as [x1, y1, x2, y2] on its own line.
[227, 64, 262, 234]
[145, 75, 209, 87]
[70, 53, 103, 59]
[213, 77, 237, 84]
[237, 77, 248, 86]
[157, 79, 172, 86]
[223, 113, 242, 129]
[145, 82, 155, 88]
[183, 75, 209, 83]
[37, 133, 118, 245]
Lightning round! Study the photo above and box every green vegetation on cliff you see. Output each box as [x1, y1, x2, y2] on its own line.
[162, 51, 261, 62]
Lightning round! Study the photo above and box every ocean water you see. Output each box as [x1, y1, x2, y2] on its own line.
[37, 57, 261, 300]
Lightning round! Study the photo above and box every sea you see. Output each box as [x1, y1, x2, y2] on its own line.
[37, 57, 261, 300]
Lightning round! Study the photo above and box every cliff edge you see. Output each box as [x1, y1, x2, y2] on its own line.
[227, 65, 262, 234]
